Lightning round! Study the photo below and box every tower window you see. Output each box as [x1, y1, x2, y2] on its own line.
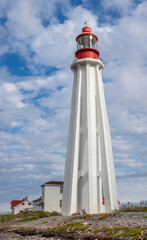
[77, 35, 97, 50]
[60, 200, 62, 207]
[60, 186, 63, 193]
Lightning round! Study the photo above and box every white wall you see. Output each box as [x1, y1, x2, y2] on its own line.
[43, 185, 63, 213]
[12, 200, 32, 214]
[33, 199, 43, 212]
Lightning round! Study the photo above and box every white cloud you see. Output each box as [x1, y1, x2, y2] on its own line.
[96, 1, 147, 182]
[101, 0, 135, 14]
[6, 1, 42, 40]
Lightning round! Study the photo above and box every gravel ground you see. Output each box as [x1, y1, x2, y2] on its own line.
[0, 212, 147, 240]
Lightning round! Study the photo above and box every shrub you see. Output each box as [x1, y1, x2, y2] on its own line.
[96, 227, 147, 239]
[49, 222, 89, 232]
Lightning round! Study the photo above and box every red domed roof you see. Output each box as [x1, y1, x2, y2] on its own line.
[76, 25, 98, 41]
[82, 26, 91, 33]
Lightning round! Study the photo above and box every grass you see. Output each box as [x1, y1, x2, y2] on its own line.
[0, 211, 61, 223]
[21, 216, 38, 222]
[82, 213, 118, 220]
[99, 213, 118, 220]
[50, 222, 89, 232]
[119, 206, 147, 212]
[3, 226, 15, 229]
[71, 213, 81, 216]
[0, 214, 15, 222]
[83, 214, 96, 219]
[22, 227, 34, 230]
[96, 227, 147, 239]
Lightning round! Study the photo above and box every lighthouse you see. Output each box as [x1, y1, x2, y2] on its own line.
[61, 25, 118, 216]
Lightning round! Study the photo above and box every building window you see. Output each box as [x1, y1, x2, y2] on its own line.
[60, 200, 62, 207]
[60, 186, 63, 193]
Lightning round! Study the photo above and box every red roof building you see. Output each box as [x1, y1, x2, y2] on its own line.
[11, 200, 23, 208]
[10, 196, 33, 215]
[43, 181, 64, 185]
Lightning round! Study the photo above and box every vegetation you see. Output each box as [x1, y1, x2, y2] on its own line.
[99, 213, 118, 219]
[119, 206, 147, 212]
[0, 211, 61, 223]
[118, 200, 147, 212]
[71, 213, 81, 216]
[0, 214, 14, 223]
[21, 216, 39, 222]
[96, 226, 147, 239]
[49, 222, 89, 232]
[82, 213, 118, 220]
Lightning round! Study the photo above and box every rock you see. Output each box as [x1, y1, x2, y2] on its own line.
[0, 213, 147, 239]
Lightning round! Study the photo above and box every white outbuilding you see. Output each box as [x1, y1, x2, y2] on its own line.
[32, 196, 44, 212]
[41, 181, 63, 213]
[32, 181, 63, 213]
[11, 196, 33, 214]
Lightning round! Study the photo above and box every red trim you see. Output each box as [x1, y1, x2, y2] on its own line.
[19, 210, 24, 213]
[102, 197, 105, 205]
[75, 48, 99, 60]
[76, 32, 98, 41]
[44, 181, 64, 185]
[76, 26, 98, 41]
[38, 202, 44, 206]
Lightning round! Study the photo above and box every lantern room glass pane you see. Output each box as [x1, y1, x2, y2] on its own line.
[77, 35, 97, 50]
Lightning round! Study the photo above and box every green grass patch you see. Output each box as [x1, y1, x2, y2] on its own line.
[119, 206, 147, 212]
[71, 213, 81, 216]
[2, 226, 14, 229]
[96, 227, 147, 239]
[0, 214, 15, 222]
[42, 221, 48, 224]
[22, 227, 33, 230]
[21, 216, 38, 222]
[0, 211, 61, 223]
[50, 222, 89, 232]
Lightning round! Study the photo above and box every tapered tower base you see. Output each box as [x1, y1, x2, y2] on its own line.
[62, 58, 118, 216]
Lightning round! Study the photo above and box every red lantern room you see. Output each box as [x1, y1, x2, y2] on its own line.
[75, 26, 99, 60]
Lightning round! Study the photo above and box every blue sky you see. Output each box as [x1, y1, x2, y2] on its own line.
[0, 0, 147, 212]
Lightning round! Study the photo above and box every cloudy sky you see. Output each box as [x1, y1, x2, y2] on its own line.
[0, 0, 147, 212]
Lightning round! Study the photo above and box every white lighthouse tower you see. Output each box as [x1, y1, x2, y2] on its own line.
[62, 25, 118, 216]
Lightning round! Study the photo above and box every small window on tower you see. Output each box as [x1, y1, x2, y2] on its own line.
[60, 200, 62, 207]
[60, 186, 63, 193]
